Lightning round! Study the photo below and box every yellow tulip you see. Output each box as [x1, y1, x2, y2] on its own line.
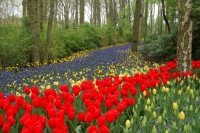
[158, 116, 162, 123]
[173, 102, 178, 110]
[179, 111, 185, 120]
[125, 120, 131, 128]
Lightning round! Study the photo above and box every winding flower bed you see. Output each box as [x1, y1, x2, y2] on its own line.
[0, 58, 200, 133]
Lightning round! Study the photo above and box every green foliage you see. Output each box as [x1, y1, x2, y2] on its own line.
[141, 29, 177, 63]
[0, 26, 32, 67]
[0, 21, 133, 68]
[192, 0, 200, 60]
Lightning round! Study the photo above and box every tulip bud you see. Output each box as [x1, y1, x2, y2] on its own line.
[195, 96, 199, 102]
[142, 116, 147, 127]
[153, 111, 157, 118]
[179, 111, 185, 120]
[144, 105, 148, 111]
[143, 91, 146, 97]
[186, 106, 188, 111]
[162, 86, 166, 92]
[195, 108, 198, 113]
[165, 130, 169, 133]
[180, 80, 184, 86]
[125, 120, 131, 128]
[164, 96, 166, 100]
[178, 90, 182, 95]
[172, 121, 177, 129]
[189, 105, 193, 111]
[135, 104, 138, 109]
[187, 97, 190, 103]
[173, 102, 178, 110]
[167, 81, 170, 85]
[184, 124, 190, 132]
[148, 106, 152, 112]
[131, 118, 134, 124]
[190, 89, 193, 95]
[147, 98, 151, 105]
[165, 87, 169, 93]
[153, 89, 157, 95]
[187, 86, 190, 91]
[152, 125, 156, 133]
[158, 116, 162, 123]
[151, 102, 154, 108]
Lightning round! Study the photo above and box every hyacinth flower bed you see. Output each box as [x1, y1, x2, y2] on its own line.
[0, 44, 200, 133]
[0, 44, 150, 96]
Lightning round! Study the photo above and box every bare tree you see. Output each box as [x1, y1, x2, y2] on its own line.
[44, 0, 55, 62]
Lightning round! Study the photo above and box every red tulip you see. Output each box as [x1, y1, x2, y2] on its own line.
[0, 114, 4, 126]
[2, 122, 11, 133]
[78, 112, 85, 122]
[97, 116, 106, 126]
[100, 124, 110, 133]
[88, 125, 99, 133]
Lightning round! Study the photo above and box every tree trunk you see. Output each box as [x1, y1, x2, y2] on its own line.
[128, 0, 131, 24]
[109, 0, 113, 24]
[161, 0, 170, 33]
[43, 0, 55, 63]
[27, 0, 40, 63]
[143, 0, 148, 41]
[44, 0, 48, 22]
[80, 0, 84, 24]
[150, 3, 153, 33]
[54, 0, 58, 25]
[75, 0, 78, 25]
[177, 0, 192, 72]
[93, 0, 97, 25]
[39, 0, 44, 32]
[22, 0, 27, 18]
[104, 0, 109, 23]
[97, 0, 101, 26]
[113, 0, 117, 27]
[22, 0, 28, 28]
[131, 0, 142, 52]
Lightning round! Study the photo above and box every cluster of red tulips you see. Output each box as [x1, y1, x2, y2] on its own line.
[0, 59, 199, 133]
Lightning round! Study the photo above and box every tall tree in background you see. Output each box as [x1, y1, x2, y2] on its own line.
[27, 0, 40, 63]
[97, 0, 101, 26]
[161, 0, 170, 33]
[44, 0, 55, 63]
[131, 0, 142, 52]
[80, 0, 84, 24]
[75, 0, 78, 25]
[22, 0, 28, 28]
[39, 0, 44, 32]
[177, 0, 192, 72]
[142, 0, 148, 41]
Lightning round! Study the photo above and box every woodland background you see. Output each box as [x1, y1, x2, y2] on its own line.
[0, 0, 200, 68]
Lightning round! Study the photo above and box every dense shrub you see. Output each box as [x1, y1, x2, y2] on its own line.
[0, 26, 32, 67]
[141, 29, 177, 63]
[0, 22, 134, 68]
[192, 0, 200, 60]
